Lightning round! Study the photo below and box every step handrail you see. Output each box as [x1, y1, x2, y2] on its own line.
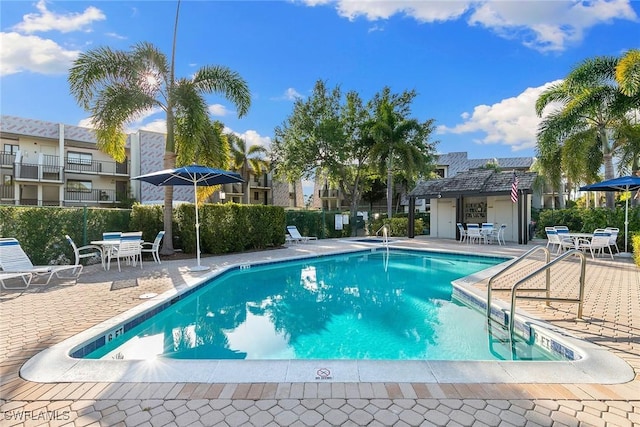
[509, 249, 587, 333]
[376, 224, 390, 246]
[486, 245, 551, 319]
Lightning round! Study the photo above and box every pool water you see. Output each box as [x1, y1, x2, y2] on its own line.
[85, 250, 562, 361]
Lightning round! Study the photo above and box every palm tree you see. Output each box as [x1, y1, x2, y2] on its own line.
[369, 88, 435, 218]
[68, 7, 250, 254]
[535, 55, 632, 208]
[616, 49, 640, 99]
[228, 134, 269, 204]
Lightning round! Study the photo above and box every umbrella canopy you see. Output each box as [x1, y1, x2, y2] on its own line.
[579, 175, 640, 255]
[132, 164, 243, 271]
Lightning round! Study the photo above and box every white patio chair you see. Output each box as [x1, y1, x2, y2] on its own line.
[577, 229, 614, 260]
[141, 231, 165, 264]
[65, 235, 102, 267]
[456, 223, 467, 243]
[108, 232, 143, 271]
[604, 227, 620, 253]
[545, 227, 561, 253]
[0, 238, 82, 284]
[481, 223, 495, 244]
[466, 223, 482, 244]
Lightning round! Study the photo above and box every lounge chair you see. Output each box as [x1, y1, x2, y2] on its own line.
[545, 227, 561, 253]
[0, 238, 82, 284]
[141, 231, 165, 264]
[286, 225, 317, 244]
[605, 227, 620, 253]
[0, 271, 33, 290]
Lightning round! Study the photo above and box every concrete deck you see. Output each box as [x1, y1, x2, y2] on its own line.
[1, 237, 639, 426]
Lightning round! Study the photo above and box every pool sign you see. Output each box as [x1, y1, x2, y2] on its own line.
[105, 326, 124, 343]
[315, 368, 332, 380]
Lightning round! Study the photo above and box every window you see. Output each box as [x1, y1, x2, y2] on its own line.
[3, 174, 13, 185]
[3, 143, 18, 154]
[67, 151, 92, 165]
[254, 191, 259, 201]
[435, 168, 445, 178]
[67, 180, 92, 192]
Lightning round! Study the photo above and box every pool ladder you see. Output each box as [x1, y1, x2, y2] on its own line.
[486, 245, 587, 337]
[376, 224, 390, 247]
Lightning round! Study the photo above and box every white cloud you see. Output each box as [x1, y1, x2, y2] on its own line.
[12, 0, 105, 34]
[0, 32, 80, 76]
[438, 80, 562, 152]
[271, 87, 303, 101]
[208, 104, 230, 116]
[227, 129, 273, 150]
[301, 0, 638, 52]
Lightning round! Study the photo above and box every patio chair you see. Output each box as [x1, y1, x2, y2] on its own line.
[141, 231, 165, 264]
[286, 225, 317, 243]
[0, 238, 82, 284]
[545, 227, 561, 253]
[495, 224, 507, 246]
[0, 271, 33, 290]
[481, 223, 495, 244]
[108, 232, 143, 272]
[456, 223, 467, 243]
[466, 223, 482, 244]
[605, 227, 620, 253]
[65, 235, 103, 267]
[577, 229, 614, 260]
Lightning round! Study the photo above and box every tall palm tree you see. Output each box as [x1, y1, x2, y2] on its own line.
[369, 89, 434, 218]
[68, 11, 250, 254]
[228, 134, 269, 204]
[616, 49, 640, 99]
[535, 55, 632, 208]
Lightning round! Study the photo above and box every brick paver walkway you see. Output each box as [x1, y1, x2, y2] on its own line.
[1, 237, 639, 426]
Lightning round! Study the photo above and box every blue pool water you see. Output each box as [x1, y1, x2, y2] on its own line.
[83, 250, 563, 361]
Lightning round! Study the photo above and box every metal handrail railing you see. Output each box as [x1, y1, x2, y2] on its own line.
[486, 245, 551, 319]
[376, 224, 390, 246]
[509, 249, 587, 334]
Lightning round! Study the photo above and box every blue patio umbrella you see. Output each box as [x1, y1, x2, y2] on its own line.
[133, 164, 243, 271]
[580, 175, 640, 256]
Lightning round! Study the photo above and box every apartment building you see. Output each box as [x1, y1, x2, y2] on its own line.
[0, 115, 304, 208]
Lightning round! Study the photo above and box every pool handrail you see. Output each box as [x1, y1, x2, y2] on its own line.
[508, 249, 587, 334]
[486, 245, 551, 319]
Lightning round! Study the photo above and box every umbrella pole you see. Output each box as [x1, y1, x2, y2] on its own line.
[191, 179, 210, 271]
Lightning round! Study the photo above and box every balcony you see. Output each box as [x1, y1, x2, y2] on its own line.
[251, 177, 272, 188]
[14, 156, 63, 182]
[65, 158, 129, 176]
[64, 188, 120, 204]
[1, 151, 16, 167]
[0, 185, 15, 200]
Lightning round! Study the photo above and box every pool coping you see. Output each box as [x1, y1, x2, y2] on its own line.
[20, 246, 635, 384]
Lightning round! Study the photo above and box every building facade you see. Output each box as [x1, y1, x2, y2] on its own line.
[0, 115, 303, 208]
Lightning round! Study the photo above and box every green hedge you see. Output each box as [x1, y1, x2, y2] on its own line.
[536, 207, 640, 253]
[0, 206, 130, 265]
[0, 203, 285, 264]
[368, 216, 424, 237]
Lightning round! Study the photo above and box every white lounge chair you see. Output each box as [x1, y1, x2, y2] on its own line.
[0, 238, 82, 284]
[0, 271, 33, 290]
[605, 227, 620, 253]
[286, 226, 317, 244]
[141, 231, 165, 264]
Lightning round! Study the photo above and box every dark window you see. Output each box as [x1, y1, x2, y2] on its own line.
[67, 151, 92, 165]
[67, 180, 92, 192]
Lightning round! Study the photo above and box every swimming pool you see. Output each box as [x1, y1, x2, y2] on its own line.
[81, 250, 559, 362]
[21, 245, 635, 384]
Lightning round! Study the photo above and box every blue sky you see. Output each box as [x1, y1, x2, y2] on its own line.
[1, 0, 638, 165]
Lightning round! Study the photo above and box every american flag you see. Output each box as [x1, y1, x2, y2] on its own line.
[510, 172, 519, 203]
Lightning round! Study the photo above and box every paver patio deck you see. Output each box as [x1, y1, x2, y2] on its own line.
[1, 237, 638, 426]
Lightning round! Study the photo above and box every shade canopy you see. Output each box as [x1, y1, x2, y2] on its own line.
[133, 164, 243, 187]
[579, 175, 640, 256]
[132, 164, 243, 271]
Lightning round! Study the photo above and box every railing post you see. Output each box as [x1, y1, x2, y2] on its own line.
[83, 205, 88, 246]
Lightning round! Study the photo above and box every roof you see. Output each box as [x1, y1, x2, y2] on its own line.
[409, 169, 538, 198]
[436, 152, 534, 177]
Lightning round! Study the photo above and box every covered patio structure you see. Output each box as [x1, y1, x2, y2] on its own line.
[408, 169, 537, 244]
